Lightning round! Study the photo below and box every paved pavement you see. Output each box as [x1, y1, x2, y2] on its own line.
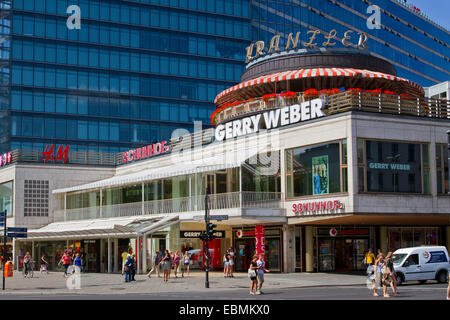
[0, 270, 447, 300]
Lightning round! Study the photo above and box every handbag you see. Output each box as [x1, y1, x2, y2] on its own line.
[248, 268, 256, 278]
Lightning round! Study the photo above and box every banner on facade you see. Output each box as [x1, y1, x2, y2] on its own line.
[180, 230, 225, 239]
[255, 225, 265, 257]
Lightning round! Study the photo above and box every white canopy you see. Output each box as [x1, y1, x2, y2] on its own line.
[53, 140, 269, 194]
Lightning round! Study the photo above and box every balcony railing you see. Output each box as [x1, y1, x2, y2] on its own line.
[213, 91, 450, 125]
[54, 191, 284, 222]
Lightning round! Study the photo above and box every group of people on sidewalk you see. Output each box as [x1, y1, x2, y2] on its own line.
[248, 253, 270, 295]
[147, 250, 190, 282]
[223, 248, 235, 278]
[365, 249, 398, 298]
[57, 249, 86, 277]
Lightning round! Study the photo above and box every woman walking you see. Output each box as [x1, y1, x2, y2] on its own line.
[182, 251, 190, 277]
[58, 251, 71, 278]
[223, 250, 230, 278]
[228, 248, 235, 278]
[173, 250, 181, 278]
[248, 255, 259, 295]
[40, 253, 49, 274]
[161, 250, 171, 282]
[373, 253, 384, 297]
[385, 252, 398, 296]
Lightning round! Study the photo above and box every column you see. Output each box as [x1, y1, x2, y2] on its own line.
[305, 226, 314, 272]
[239, 166, 243, 206]
[143, 234, 147, 273]
[114, 238, 118, 273]
[64, 193, 67, 221]
[379, 226, 388, 254]
[142, 183, 145, 216]
[107, 238, 112, 273]
[100, 239, 104, 273]
[99, 189, 103, 218]
[136, 236, 141, 274]
[284, 225, 295, 273]
[446, 227, 450, 253]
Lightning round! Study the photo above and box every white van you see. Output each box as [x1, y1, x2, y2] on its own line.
[392, 246, 449, 285]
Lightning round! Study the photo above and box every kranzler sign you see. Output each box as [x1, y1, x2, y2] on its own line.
[215, 98, 326, 142]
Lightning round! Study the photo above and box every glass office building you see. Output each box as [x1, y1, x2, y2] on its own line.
[0, 0, 448, 155]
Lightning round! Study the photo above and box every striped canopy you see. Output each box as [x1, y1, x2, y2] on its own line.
[214, 68, 424, 106]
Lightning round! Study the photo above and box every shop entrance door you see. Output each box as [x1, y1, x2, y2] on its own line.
[335, 239, 353, 272]
[235, 239, 255, 272]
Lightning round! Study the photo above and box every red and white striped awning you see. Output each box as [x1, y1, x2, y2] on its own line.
[214, 68, 424, 106]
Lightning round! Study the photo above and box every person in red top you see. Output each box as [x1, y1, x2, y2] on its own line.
[58, 252, 71, 278]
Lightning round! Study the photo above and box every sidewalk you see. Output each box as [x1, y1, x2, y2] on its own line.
[0, 271, 367, 296]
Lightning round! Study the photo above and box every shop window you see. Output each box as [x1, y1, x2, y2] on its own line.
[286, 140, 346, 198]
[436, 144, 449, 194]
[0, 181, 13, 216]
[358, 139, 429, 194]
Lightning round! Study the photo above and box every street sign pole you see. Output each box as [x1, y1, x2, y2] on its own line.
[204, 185, 210, 289]
[2, 210, 6, 291]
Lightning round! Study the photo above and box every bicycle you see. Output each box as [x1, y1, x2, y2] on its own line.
[24, 261, 34, 278]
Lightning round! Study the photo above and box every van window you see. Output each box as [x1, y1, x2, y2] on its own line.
[405, 254, 419, 266]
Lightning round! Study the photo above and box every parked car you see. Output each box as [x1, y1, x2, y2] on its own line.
[392, 246, 449, 285]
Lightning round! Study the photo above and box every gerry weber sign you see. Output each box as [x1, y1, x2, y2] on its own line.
[215, 98, 326, 142]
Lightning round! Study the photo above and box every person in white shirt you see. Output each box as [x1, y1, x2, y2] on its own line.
[256, 253, 269, 295]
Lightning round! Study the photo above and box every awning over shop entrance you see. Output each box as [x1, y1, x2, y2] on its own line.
[53, 141, 269, 194]
[24, 217, 156, 240]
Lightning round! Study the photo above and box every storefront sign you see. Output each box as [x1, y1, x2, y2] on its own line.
[255, 225, 265, 257]
[180, 230, 225, 239]
[0, 151, 12, 167]
[292, 200, 344, 214]
[41, 145, 69, 163]
[329, 228, 337, 237]
[215, 98, 325, 142]
[320, 228, 369, 237]
[246, 30, 369, 63]
[368, 162, 411, 171]
[122, 141, 169, 164]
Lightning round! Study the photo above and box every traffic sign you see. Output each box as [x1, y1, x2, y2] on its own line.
[7, 233, 27, 238]
[7, 227, 27, 233]
[210, 215, 229, 221]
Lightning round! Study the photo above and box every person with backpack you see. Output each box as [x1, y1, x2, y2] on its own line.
[123, 254, 133, 283]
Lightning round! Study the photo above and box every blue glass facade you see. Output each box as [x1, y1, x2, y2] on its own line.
[0, 0, 448, 155]
[4, 0, 251, 154]
[251, 0, 449, 87]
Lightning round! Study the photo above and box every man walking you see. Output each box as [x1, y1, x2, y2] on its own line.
[80, 248, 87, 273]
[256, 253, 269, 295]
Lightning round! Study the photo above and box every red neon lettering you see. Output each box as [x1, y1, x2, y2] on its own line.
[136, 148, 141, 160]
[333, 200, 339, 209]
[55, 145, 69, 163]
[292, 204, 297, 213]
[129, 150, 134, 161]
[0, 155, 3, 166]
[41, 145, 55, 163]
[326, 201, 333, 210]
[6, 152, 11, 164]
[123, 152, 128, 163]
[147, 145, 154, 157]
[154, 143, 161, 155]
[141, 147, 147, 159]
[161, 141, 168, 153]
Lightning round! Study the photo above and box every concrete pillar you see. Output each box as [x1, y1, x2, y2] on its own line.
[100, 239, 104, 273]
[114, 238, 118, 273]
[107, 238, 112, 273]
[379, 226, 388, 254]
[143, 234, 147, 273]
[99, 189, 102, 218]
[446, 227, 450, 252]
[141, 183, 145, 216]
[305, 226, 314, 272]
[136, 236, 141, 274]
[283, 225, 295, 273]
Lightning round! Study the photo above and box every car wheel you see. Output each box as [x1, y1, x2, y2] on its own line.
[418, 280, 427, 284]
[436, 271, 447, 283]
[396, 274, 404, 286]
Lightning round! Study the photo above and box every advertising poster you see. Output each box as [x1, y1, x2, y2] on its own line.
[255, 225, 265, 258]
[312, 155, 329, 195]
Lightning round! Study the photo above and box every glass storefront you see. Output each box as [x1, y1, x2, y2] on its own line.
[286, 140, 347, 198]
[358, 139, 430, 193]
[436, 143, 449, 194]
[387, 227, 440, 252]
[0, 181, 13, 216]
[233, 226, 282, 273]
[315, 227, 374, 272]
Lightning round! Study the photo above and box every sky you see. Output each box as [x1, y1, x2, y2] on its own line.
[404, 0, 450, 31]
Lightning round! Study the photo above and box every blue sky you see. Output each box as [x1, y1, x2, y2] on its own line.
[405, 0, 450, 30]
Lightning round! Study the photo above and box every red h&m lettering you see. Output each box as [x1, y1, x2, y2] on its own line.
[41, 145, 55, 162]
[55, 145, 69, 163]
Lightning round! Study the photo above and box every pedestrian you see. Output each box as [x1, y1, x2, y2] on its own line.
[147, 250, 161, 278]
[385, 252, 398, 296]
[73, 252, 82, 274]
[223, 250, 230, 278]
[130, 254, 136, 281]
[228, 247, 235, 278]
[373, 253, 385, 297]
[256, 253, 269, 295]
[80, 248, 87, 273]
[182, 251, 190, 277]
[40, 253, 49, 274]
[121, 249, 129, 268]
[161, 250, 171, 282]
[364, 248, 375, 267]
[168, 250, 174, 279]
[22, 251, 33, 278]
[248, 254, 259, 295]
[123, 254, 133, 282]
[173, 250, 180, 278]
[58, 251, 71, 278]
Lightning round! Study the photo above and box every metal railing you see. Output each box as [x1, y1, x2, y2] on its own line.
[54, 191, 284, 222]
[213, 91, 450, 125]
